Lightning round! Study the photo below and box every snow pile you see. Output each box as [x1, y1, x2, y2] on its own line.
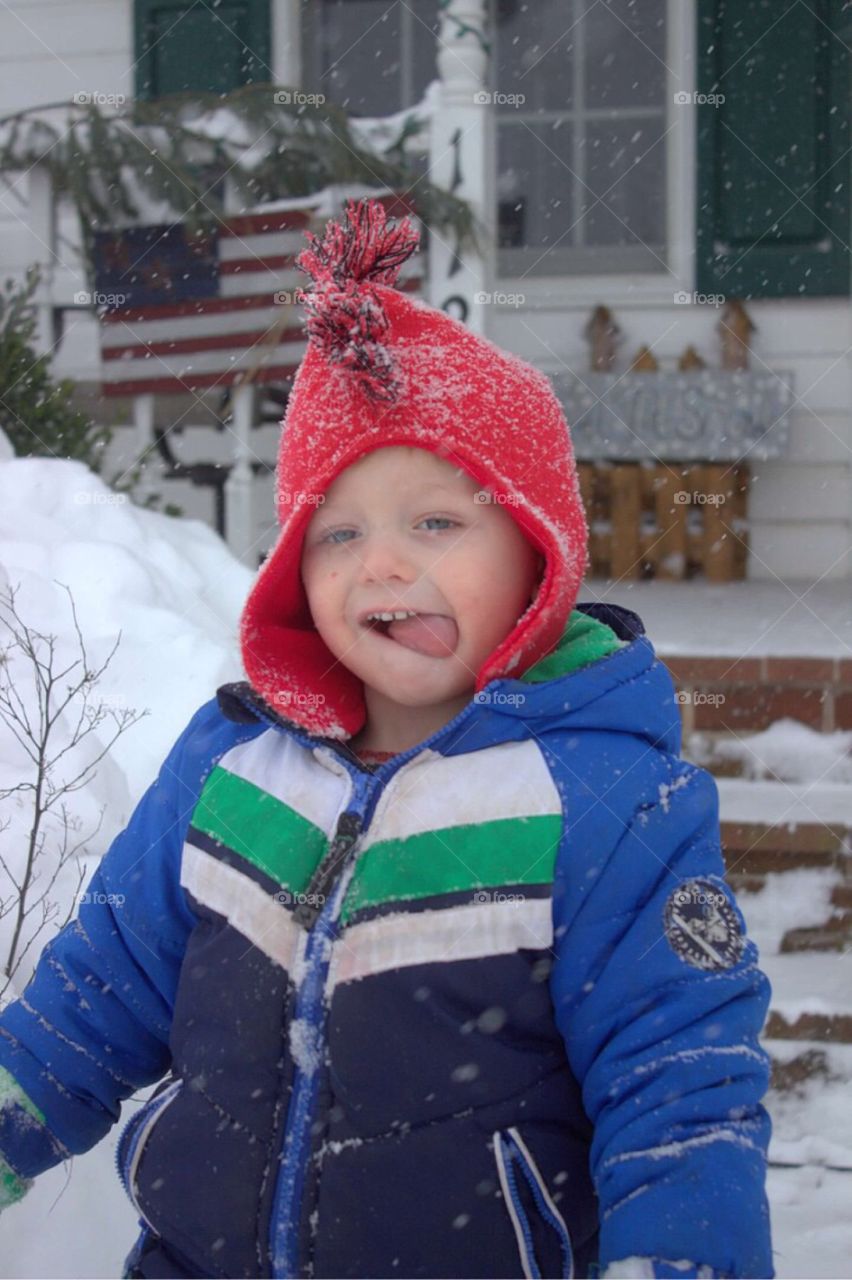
[0, 457, 253, 993]
[0, 457, 255, 1276]
[692, 719, 852, 786]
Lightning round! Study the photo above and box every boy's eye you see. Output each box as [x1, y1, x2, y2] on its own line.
[419, 517, 458, 531]
[323, 528, 357, 544]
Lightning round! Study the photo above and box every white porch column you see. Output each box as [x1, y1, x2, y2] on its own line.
[221, 174, 260, 566]
[428, 0, 494, 334]
[26, 164, 56, 354]
[131, 393, 158, 507]
[224, 381, 256, 564]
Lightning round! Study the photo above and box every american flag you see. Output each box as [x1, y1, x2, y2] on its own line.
[93, 194, 423, 398]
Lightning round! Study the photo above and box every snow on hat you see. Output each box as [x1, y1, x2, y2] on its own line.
[239, 197, 588, 739]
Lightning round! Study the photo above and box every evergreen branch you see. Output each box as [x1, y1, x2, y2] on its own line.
[0, 86, 480, 283]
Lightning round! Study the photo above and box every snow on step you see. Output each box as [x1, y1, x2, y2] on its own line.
[759, 952, 852, 1025]
[765, 1039, 852, 1173]
[718, 777, 852, 828]
[737, 867, 843, 955]
[586, 576, 852, 657]
[767, 1166, 852, 1279]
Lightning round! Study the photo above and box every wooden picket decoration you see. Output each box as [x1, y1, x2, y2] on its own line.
[577, 462, 750, 581]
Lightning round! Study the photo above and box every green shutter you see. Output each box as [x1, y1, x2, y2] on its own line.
[135, 0, 271, 100]
[696, 0, 849, 298]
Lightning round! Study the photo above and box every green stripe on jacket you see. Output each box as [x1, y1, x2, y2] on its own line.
[192, 767, 328, 891]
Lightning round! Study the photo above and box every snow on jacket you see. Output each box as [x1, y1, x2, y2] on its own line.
[0, 603, 774, 1279]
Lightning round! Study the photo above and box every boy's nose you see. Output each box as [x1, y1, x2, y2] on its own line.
[355, 533, 418, 584]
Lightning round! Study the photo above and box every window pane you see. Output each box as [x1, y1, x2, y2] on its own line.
[316, 1, 403, 114]
[309, 0, 440, 115]
[497, 120, 575, 252]
[583, 117, 666, 250]
[494, 0, 575, 109]
[410, 2, 441, 103]
[585, 0, 666, 109]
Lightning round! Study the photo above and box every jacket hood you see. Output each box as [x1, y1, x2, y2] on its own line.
[508, 601, 680, 753]
[221, 602, 682, 762]
[447, 601, 682, 759]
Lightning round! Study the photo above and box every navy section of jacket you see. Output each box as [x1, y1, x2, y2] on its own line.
[0, 602, 774, 1279]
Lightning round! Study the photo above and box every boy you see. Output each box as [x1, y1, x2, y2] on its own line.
[0, 199, 774, 1279]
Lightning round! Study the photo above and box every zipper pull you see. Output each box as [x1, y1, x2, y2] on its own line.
[293, 811, 363, 930]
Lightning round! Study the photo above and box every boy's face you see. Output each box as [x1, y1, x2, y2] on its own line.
[300, 447, 543, 720]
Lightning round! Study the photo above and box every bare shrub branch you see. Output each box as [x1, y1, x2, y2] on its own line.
[0, 581, 148, 1001]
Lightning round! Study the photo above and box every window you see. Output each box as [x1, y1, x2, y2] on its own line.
[300, 0, 668, 276]
[301, 1, 442, 116]
[493, 0, 669, 277]
[135, 0, 272, 100]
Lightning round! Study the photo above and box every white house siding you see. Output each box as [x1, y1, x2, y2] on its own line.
[0, 0, 129, 328]
[0, 0, 849, 581]
[0, 0, 299, 115]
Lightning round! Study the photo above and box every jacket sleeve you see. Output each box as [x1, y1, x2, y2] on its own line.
[551, 759, 774, 1280]
[0, 698, 232, 1193]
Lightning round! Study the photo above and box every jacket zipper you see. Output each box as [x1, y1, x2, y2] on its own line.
[291, 810, 362, 930]
[269, 852, 360, 1278]
[228, 687, 485, 1278]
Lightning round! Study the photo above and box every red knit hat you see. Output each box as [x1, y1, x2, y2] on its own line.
[239, 198, 588, 739]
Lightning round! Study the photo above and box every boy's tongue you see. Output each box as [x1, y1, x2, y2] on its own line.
[387, 612, 458, 657]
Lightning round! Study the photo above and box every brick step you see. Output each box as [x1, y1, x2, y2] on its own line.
[765, 1010, 852, 1043]
[662, 654, 852, 733]
[761, 953, 852, 1044]
[767, 1044, 832, 1092]
[717, 779, 852, 954]
[721, 818, 850, 880]
[829, 883, 852, 910]
[719, 782, 851, 957]
[780, 903, 852, 953]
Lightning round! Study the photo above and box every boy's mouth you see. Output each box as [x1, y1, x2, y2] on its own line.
[359, 609, 458, 658]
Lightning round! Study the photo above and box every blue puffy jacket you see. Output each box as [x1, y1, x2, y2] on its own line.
[0, 603, 774, 1278]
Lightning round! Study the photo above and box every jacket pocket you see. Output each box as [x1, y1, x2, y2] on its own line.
[116, 1078, 184, 1227]
[493, 1127, 574, 1279]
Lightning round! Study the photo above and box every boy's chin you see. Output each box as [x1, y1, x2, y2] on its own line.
[360, 669, 475, 710]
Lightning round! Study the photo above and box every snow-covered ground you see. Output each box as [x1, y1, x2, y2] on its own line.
[0, 459, 849, 1278]
[582, 576, 852, 658]
[741, 869, 852, 1280]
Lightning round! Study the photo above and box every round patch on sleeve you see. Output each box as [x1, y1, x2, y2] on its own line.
[663, 879, 745, 971]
